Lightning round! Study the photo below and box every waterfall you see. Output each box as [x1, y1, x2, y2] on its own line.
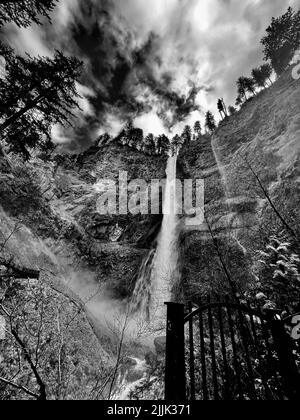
[130, 154, 180, 332]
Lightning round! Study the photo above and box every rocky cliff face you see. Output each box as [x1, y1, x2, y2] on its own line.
[178, 67, 300, 303]
[0, 140, 167, 300]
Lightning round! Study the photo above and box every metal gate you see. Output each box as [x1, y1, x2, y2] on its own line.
[165, 298, 300, 400]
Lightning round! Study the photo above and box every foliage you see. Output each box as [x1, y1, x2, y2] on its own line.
[253, 234, 300, 311]
[251, 64, 273, 92]
[236, 76, 256, 104]
[217, 99, 227, 119]
[205, 111, 216, 133]
[156, 134, 170, 155]
[0, 44, 82, 159]
[193, 121, 202, 137]
[182, 125, 192, 144]
[260, 64, 273, 84]
[228, 105, 237, 116]
[261, 7, 300, 75]
[0, 0, 58, 28]
[171, 134, 183, 155]
[144, 133, 156, 155]
[251, 67, 268, 88]
[0, 274, 112, 400]
[116, 121, 170, 156]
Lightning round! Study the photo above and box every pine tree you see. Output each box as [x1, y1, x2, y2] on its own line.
[252, 67, 267, 88]
[157, 134, 170, 155]
[182, 125, 192, 144]
[228, 105, 237, 116]
[235, 95, 243, 107]
[0, 0, 58, 27]
[171, 134, 181, 155]
[261, 7, 300, 75]
[260, 63, 273, 85]
[236, 77, 248, 102]
[121, 120, 134, 145]
[205, 111, 216, 133]
[236, 76, 256, 103]
[0, 44, 82, 159]
[193, 121, 202, 137]
[131, 128, 144, 150]
[217, 98, 228, 120]
[144, 133, 156, 155]
[244, 77, 257, 96]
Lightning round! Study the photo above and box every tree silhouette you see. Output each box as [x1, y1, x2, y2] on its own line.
[260, 63, 273, 85]
[182, 125, 192, 144]
[131, 128, 144, 150]
[0, 0, 58, 27]
[261, 7, 300, 75]
[252, 67, 267, 88]
[205, 111, 216, 133]
[228, 105, 237, 116]
[252, 64, 273, 89]
[0, 44, 82, 159]
[217, 98, 228, 120]
[171, 134, 181, 155]
[157, 134, 170, 155]
[144, 133, 156, 155]
[236, 77, 248, 102]
[236, 76, 256, 104]
[235, 95, 243, 107]
[193, 121, 201, 136]
[244, 77, 257, 96]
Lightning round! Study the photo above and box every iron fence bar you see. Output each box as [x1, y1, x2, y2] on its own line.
[207, 297, 219, 400]
[270, 316, 300, 401]
[165, 302, 186, 401]
[246, 300, 272, 400]
[236, 303, 258, 400]
[198, 298, 208, 400]
[188, 302, 196, 400]
[258, 307, 284, 400]
[226, 296, 243, 400]
[184, 302, 269, 324]
[217, 297, 231, 399]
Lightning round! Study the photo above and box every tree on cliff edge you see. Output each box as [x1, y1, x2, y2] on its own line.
[205, 111, 216, 134]
[0, 43, 82, 159]
[0, 0, 58, 27]
[261, 7, 300, 75]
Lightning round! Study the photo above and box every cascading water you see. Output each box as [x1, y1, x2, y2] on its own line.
[113, 154, 181, 399]
[131, 154, 180, 332]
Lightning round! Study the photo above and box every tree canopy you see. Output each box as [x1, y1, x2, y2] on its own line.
[261, 7, 300, 75]
[205, 111, 216, 133]
[0, 43, 82, 159]
[0, 0, 58, 27]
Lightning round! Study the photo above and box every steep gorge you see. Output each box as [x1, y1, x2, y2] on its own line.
[0, 66, 299, 399]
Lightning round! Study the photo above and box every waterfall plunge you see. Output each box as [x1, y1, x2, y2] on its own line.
[112, 155, 180, 399]
[131, 154, 180, 332]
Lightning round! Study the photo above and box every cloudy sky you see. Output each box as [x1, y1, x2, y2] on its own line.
[1, 0, 299, 149]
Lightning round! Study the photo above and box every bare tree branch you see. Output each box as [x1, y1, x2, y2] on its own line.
[0, 376, 39, 399]
[10, 327, 47, 400]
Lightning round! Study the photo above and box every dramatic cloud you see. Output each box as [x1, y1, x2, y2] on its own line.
[1, 0, 299, 149]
